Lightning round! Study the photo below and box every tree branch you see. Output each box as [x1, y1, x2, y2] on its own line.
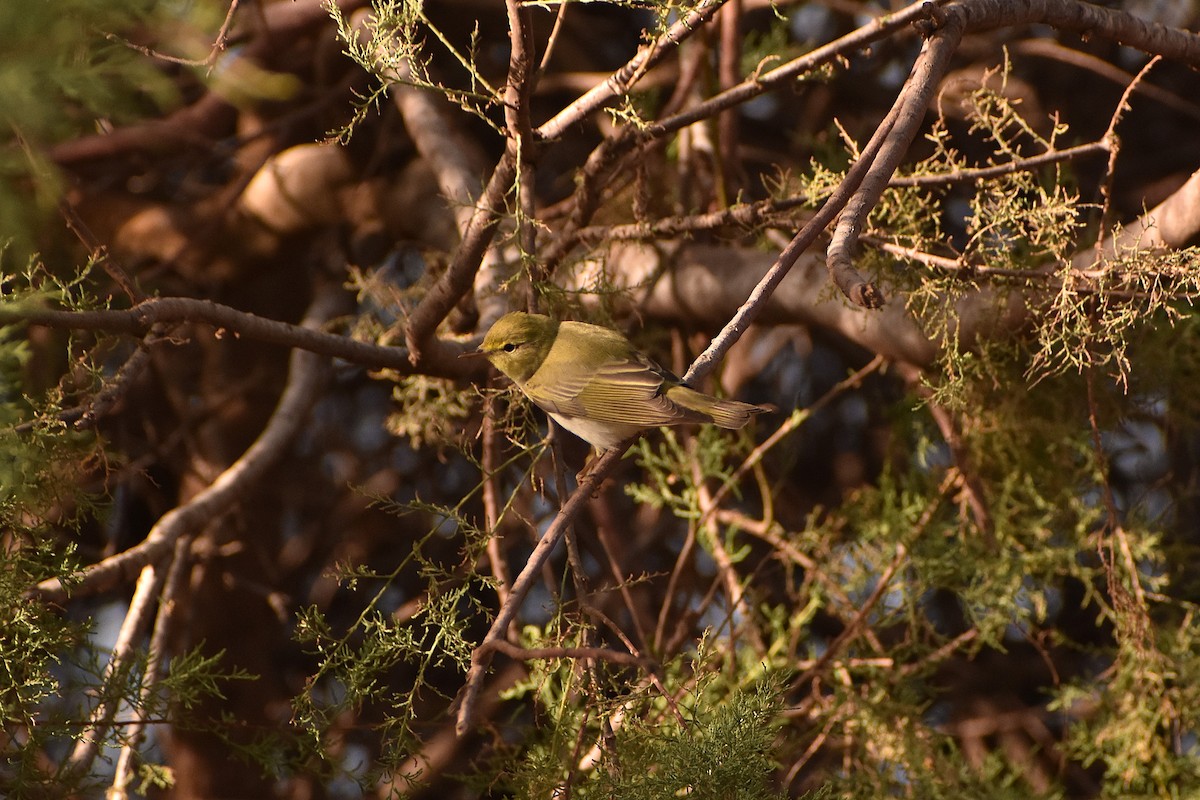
[0, 296, 485, 378]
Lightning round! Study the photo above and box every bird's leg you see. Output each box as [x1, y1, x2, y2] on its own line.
[576, 448, 603, 485]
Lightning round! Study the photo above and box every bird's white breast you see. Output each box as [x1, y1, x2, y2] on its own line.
[547, 412, 644, 451]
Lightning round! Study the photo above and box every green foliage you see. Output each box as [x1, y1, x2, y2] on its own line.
[291, 493, 499, 790]
[592, 677, 787, 800]
[387, 375, 477, 450]
[499, 639, 790, 800]
[626, 424, 753, 520]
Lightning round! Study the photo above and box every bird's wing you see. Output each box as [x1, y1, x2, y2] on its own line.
[528, 351, 707, 426]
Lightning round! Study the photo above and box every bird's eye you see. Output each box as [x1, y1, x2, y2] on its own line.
[503, 343, 518, 352]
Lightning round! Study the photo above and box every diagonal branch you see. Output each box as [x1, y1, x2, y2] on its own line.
[535, 0, 728, 142]
[455, 446, 625, 735]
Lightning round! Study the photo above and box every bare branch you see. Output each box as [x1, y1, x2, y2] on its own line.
[535, 0, 729, 141]
[0, 296, 488, 377]
[488, 639, 655, 669]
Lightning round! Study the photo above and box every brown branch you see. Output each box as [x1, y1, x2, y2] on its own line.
[350, 9, 491, 239]
[350, 2, 516, 365]
[32, 294, 339, 603]
[888, 140, 1111, 188]
[404, 149, 519, 365]
[481, 403, 510, 605]
[409, 1, 728, 360]
[716, 0, 744, 200]
[0, 296, 488, 377]
[504, 0, 540, 296]
[1094, 55, 1162, 264]
[963, 0, 1200, 65]
[1013, 38, 1200, 122]
[488, 639, 655, 669]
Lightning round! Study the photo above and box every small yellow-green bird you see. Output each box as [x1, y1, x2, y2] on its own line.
[468, 311, 771, 450]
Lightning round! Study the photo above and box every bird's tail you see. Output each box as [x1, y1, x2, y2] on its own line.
[672, 386, 774, 430]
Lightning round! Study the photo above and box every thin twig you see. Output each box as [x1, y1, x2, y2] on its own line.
[536, 1, 570, 75]
[108, 0, 239, 70]
[790, 542, 908, 693]
[110, 534, 194, 799]
[703, 355, 886, 519]
[589, 493, 653, 651]
[64, 558, 166, 779]
[488, 639, 654, 669]
[456, 446, 626, 735]
[481, 401, 510, 604]
[1094, 55, 1161, 265]
[536, 0, 729, 141]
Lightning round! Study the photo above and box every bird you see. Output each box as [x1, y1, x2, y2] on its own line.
[466, 311, 771, 450]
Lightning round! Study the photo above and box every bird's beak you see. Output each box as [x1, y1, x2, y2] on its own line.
[458, 347, 487, 359]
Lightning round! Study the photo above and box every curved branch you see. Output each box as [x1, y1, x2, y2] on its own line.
[826, 6, 964, 309]
[33, 294, 339, 603]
